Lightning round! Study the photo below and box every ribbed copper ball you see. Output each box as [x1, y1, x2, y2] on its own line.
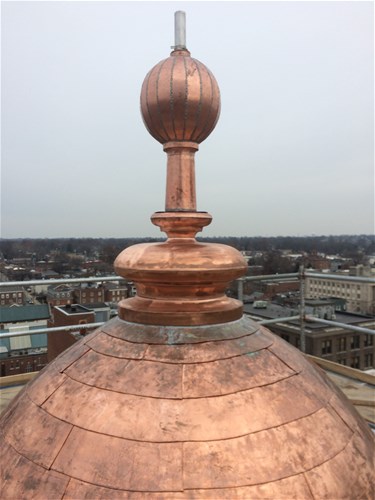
[140, 49, 221, 144]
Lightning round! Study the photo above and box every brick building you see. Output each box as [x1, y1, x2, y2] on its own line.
[47, 304, 96, 361]
[244, 302, 374, 370]
[305, 266, 375, 315]
[103, 282, 128, 303]
[0, 286, 26, 306]
[47, 284, 74, 307]
[72, 284, 105, 305]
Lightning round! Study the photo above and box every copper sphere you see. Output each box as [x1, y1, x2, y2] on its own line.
[140, 49, 221, 144]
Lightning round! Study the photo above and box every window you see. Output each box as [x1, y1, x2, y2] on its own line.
[350, 336, 360, 350]
[337, 337, 346, 352]
[322, 340, 332, 355]
[364, 354, 373, 368]
[281, 334, 290, 342]
[364, 335, 373, 347]
[338, 359, 346, 366]
[12, 293, 16, 298]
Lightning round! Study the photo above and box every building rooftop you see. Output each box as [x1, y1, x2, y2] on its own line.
[0, 304, 50, 323]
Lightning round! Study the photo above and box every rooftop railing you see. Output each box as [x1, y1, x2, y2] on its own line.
[0, 270, 374, 355]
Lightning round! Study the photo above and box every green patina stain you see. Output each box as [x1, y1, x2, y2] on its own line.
[245, 351, 260, 358]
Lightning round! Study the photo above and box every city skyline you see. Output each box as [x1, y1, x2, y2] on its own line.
[2, 1, 374, 238]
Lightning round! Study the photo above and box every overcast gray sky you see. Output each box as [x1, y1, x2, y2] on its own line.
[1, 1, 374, 238]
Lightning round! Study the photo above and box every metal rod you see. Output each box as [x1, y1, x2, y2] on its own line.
[259, 315, 300, 325]
[299, 265, 306, 353]
[237, 278, 244, 302]
[174, 11, 186, 49]
[0, 322, 104, 339]
[305, 316, 375, 335]
[242, 273, 299, 282]
[0, 276, 121, 288]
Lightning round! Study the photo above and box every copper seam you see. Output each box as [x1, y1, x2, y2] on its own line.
[301, 434, 356, 488]
[327, 395, 361, 434]
[61, 476, 72, 499]
[27, 371, 67, 408]
[182, 56, 188, 139]
[265, 346, 302, 375]
[202, 70, 220, 139]
[49, 425, 75, 471]
[100, 321, 262, 344]
[179, 430, 355, 492]
[169, 56, 177, 140]
[87, 343, 271, 364]
[47, 468, 321, 495]
[91, 326, 267, 347]
[50, 368, 298, 401]
[1, 394, 74, 471]
[88, 343, 272, 364]
[77, 341, 273, 366]
[156, 60, 171, 141]
[189, 59, 203, 141]
[0, 428, 51, 472]
[39, 392, 323, 446]
[301, 472, 316, 500]
[55, 345, 91, 375]
[195, 68, 214, 143]
[144, 70, 165, 143]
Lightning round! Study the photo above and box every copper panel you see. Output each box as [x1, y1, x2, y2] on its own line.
[155, 56, 177, 140]
[63, 474, 313, 499]
[65, 349, 183, 398]
[26, 364, 67, 406]
[86, 331, 147, 359]
[2, 394, 72, 469]
[51, 338, 91, 373]
[0, 435, 70, 500]
[141, 64, 166, 144]
[183, 475, 313, 499]
[304, 433, 375, 499]
[101, 316, 258, 344]
[183, 348, 295, 398]
[143, 330, 272, 364]
[43, 371, 325, 443]
[52, 426, 183, 492]
[183, 406, 352, 489]
[170, 55, 188, 140]
[329, 388, 375, 440]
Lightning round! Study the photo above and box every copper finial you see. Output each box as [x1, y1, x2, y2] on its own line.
[114, 12, 247, 325]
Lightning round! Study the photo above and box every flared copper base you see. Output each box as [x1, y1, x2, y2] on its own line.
[114, 215, 247, 326]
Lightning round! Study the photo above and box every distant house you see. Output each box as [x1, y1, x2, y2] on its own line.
[47, 284, 74, 307]
[103, 282, 128, 304]
[72, 284, 105, 305]
[0, 286, 26, 306]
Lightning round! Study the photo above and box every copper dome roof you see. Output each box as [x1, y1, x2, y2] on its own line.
[1, 318, 374, 498]
[1, 11, 374, 499]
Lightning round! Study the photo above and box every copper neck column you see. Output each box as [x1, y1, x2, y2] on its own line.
[164, 141, 198, 212]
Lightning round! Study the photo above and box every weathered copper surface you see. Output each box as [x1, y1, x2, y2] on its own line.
[1, 319, 374, 498]
[140, 49, 220, 144]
